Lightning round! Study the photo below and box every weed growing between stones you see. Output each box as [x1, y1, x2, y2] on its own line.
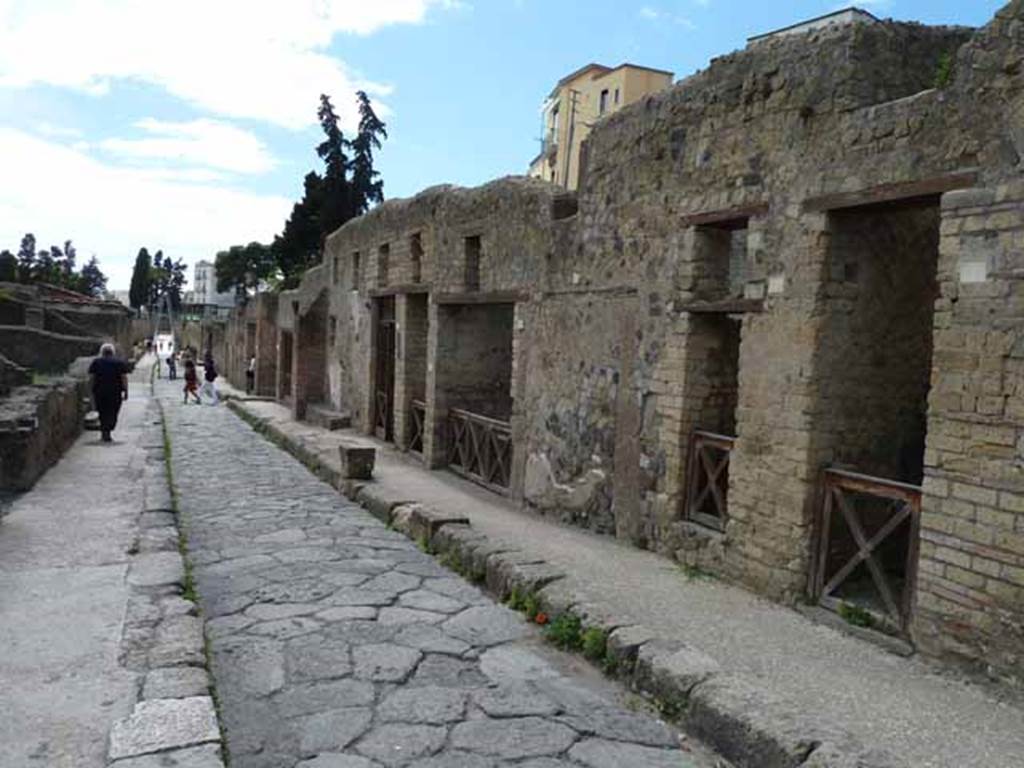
[934, 51, 954, 88]
[678, 563, 715, 582]
[416, 534, 433, 554]
[838, 600, 875, 629]
[507, 586, 541, 621]
[545, 612, 583, 651]
[581, 626, 608, 663]
[436, 548, 485, 585]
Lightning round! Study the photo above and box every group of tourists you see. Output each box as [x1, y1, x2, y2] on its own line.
[88, 341, 222, 444]
[183, 349, 219, 406]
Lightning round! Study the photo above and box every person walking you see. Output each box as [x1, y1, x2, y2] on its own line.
[245, 354, 256, 395]
[182, 359, 201, 404]
[199, 350, 219, 405]
[88, 343, 128, 443]
[167, 353, 177, 380]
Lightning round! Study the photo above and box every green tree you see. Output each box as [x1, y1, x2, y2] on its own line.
[147, 251, 188, 311]
[16, 233, 36, 283]
[0, 249, 16, 282]
[215, 241, 276, 300]
[273, 171, 326, 288]
[59, 240, 77, 287]
[128, 247, 152, 309]
[35, 245, 59, 284]
[316, 93, 352, 241]
[254, 91, 387, 291]
[76, 255, 108, 297]
[349, 90, 387, 216]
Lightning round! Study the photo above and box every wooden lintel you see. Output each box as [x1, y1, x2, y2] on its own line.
[802, 172, 978, 213]
[677, 298, 765, 314]
[682, 203, 769, 228]
[434, 291, 527, 305]
[368, 284, 431, 298]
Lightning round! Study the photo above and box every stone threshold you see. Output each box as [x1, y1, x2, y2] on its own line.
[226, 397, 904, 768]
[105, 398, 226, 768]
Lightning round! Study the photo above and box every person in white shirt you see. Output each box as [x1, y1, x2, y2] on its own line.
[246, 355, 256, 395]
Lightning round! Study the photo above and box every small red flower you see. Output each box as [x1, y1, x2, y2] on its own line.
[534, 612, 548, 625]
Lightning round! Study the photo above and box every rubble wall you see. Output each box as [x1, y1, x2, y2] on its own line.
[241, 3, 1024, 676]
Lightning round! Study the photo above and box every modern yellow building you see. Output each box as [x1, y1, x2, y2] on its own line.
[528, 62, 674, 190]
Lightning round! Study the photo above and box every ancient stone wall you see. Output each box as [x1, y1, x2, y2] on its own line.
[0, 325, 103, 373]
[239, 3, 1024, 678]
[0, 375, 88, 491]
[0, 353, 30, 397]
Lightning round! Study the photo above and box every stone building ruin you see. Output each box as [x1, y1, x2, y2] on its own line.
[216, 3, 1024, 681]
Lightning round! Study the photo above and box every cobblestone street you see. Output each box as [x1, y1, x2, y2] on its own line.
[158, 379, 715, 768]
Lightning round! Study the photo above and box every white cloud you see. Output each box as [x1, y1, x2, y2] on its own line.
[0, 127, 292, 289]
[638, 6, 696, 29]
[99, 118, 277, 175]
[36, 121, 82, 139]
[0, 0, 457, 130]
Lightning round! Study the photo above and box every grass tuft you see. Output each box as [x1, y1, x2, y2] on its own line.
[545, 612, 583, 651]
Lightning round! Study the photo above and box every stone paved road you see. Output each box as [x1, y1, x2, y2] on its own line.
[159, 381, 716, 768]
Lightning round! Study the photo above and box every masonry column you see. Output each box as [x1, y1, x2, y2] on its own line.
[913, 184, 1024, 677]
[725, 211, 830, 600]
[423, 300, 447, 468]
[255, 293, 279, 397]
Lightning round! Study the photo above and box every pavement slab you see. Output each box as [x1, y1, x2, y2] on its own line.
[0, 373, 151, 768]
[228, 395, 1024, 768]
[158, 378, 713, 768]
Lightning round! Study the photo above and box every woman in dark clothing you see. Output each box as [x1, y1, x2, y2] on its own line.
[88, 343, 128, 442]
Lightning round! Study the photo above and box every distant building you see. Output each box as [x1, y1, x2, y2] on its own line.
[528, 62, 674, 190]
[193, 260, 235, 308]
[181, 260, 236, 320]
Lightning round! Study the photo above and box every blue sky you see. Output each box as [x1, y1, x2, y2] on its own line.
[0, 0, 1005, 290]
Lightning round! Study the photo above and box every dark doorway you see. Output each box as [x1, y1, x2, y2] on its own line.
[810, 198, 941, 635]
[280, 330, 293, 399]
[374, 297, 396, 442]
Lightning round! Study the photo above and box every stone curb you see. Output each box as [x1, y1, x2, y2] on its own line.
[228, 399, 905, 768]
[106, 401, 226, 768]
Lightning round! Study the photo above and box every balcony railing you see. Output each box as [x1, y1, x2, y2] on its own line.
[812, 468, 922, 637]
[685, 430, 735, 532]
[408, 399, 426, 455]
[447, 407, 512, 493]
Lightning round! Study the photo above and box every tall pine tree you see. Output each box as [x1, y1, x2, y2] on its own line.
[316, 93, 352, 242]
[350, 90, 387, 216]
[240, 91, 388, 290]
[128, 247, 151, 309]
[76, 256, 107, 297]
[16, 233, 36, 283]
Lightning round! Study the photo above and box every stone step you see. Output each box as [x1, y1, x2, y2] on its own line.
[306, 404, 352, 431]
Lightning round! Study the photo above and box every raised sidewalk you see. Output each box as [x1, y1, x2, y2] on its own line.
[223, 391, 1024, 768]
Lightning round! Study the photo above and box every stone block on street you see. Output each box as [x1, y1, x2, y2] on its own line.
[606, 624, 657, 670]
[108, 696, 220, 761]
[635, 640, 719, 702]
[409, 504, 469, 542]
[128, 552, 185, 588]
[142, 666, 211, 700]
[108, 743, 224, 768]
[149, 615, 206, 667]
[339, 441, 375, 479]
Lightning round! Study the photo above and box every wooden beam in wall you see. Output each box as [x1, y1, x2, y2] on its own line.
[802, 171, 978, 213]
[434, 291, 528, 305]
[368, 284, 431, 298]
[677, 298, 765, 314]
[681, 203, 769, 228]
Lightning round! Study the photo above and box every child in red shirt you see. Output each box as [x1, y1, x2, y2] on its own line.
[183, 359, 201, 404]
